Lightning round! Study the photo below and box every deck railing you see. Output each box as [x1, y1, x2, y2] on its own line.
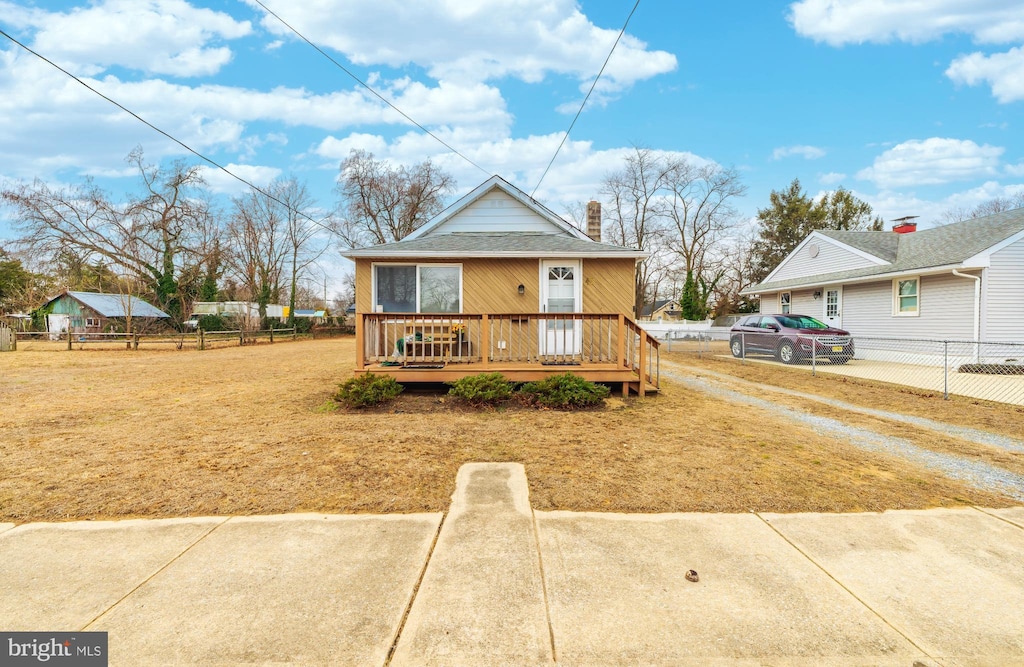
[357, 312, 660, 387]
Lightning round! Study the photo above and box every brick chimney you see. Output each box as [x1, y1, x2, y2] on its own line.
[586, 200, 601, 242]
[892, 215, 918, 234]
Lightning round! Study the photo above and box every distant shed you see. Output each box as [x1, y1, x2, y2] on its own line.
[41, 291, 170, 335]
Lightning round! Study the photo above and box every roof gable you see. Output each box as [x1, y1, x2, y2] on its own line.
[405, 175, 589, 241]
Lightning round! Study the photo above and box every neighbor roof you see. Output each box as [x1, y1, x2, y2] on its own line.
[745, 208, 1024, 294]
[61, 291, 170, 318]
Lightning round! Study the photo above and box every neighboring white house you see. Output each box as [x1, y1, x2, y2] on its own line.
[742, 209, 1024, 344]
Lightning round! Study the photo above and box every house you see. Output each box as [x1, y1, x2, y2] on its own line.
[743, 209, 1024, 345]
[640, 299, 680, 321]
[40, 291, 170, 335]
[343, 175, 660, 395]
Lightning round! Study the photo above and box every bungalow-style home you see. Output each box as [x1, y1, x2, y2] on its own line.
[640, 299, 680, 321]
[743, 209, 1024, 344]
[41, 290, 170, 336]
[343, 175, 660, 395]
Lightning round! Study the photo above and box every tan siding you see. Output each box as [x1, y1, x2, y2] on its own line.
[355, 259, 372, 313]
[462, 257, 539, 312]
[583, 258, 635, 314]
[771, 237, 880, 283]
[358, 256, 636, 316]
[984, 237, 1024, 342]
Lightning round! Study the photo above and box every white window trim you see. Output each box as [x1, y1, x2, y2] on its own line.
[372, 262, 463, 314]
[779, 292, 791, 314]
[893, 276, 920, 317]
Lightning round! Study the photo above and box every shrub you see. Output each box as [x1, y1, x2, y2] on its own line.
[335, 373, 404, 408]
[198, 314, 229, 331]
[292, 318, 314, 334]
[447, 372, 515, 407]
[520, 372, 610, 409]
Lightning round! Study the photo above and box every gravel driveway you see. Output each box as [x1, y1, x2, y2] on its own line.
[662, 361, 1024, 502]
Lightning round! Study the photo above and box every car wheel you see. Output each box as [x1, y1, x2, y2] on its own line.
[730, 337, 743, 358]
[777, 340, 797, 364]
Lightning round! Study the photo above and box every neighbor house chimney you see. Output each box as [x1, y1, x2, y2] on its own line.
[892, 215, 919, 234]
[586, 200, 601, 242]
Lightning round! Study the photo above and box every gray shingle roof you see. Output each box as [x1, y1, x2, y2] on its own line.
[343, 232, 646, 258]
[748, 208, 1024, 293]
[66, 291, 170, 318]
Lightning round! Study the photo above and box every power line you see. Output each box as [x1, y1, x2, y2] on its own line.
[0, 28, 338, 238]
[251, 0, 491, 178]
[532, 0, 641, 197]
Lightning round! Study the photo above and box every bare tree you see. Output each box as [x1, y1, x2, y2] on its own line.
[2, 148, 216, 323]
[940, 192, 1024, 224]
[276, 178, 328, 325]
[601, 147, 675, 317]
[226, 186, 288, 319]
[334, 149, 455, 248]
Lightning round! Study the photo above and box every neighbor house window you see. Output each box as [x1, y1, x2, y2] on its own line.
[85, 318, 100, 327]
[374, 264, 461, 313]
[780, 292, 791, 314]
[894, 278, 919, 316]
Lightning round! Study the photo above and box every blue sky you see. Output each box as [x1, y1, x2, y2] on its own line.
[2, 0, 1023, 287]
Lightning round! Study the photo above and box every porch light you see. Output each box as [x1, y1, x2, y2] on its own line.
[813, 291, 822, 300]
[518, 284, 525, 295]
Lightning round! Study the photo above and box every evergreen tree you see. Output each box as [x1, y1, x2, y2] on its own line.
[749, 179, 883, 283]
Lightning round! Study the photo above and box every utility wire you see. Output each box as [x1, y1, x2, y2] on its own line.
[0, 28, 339, 237]
[532, 0, 641, 197]
[251, 0, 491, 178]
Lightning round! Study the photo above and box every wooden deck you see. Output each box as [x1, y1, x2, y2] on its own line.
[355, 312, 660, 396]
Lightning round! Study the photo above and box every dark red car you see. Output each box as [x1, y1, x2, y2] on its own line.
[729, 314, 854, 364]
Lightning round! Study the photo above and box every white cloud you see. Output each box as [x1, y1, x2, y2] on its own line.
[818, 171, 847, 185]
[1006, 162, 1024, 177]
[1, 0, 251, 77]
[946, 46, 1024, 103]
[866, 180, 1024, 228]
[246, 0, 676, 101]
[197, 163, 282, 194]
[772, 145, 826, 160]
[788, 1, 1024, 103]
[788, 0, 1024, 46]
[856, 138, 1004, 187]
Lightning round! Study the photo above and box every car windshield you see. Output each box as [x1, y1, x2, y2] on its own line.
[776, 315, 828, 329]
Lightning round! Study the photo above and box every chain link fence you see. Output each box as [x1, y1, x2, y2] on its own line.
[659, 329, 1024, 406]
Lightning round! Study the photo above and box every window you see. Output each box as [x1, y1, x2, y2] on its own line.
[780, 292, 791, 314]
[374, 264, 461, 313]
[894, 278, 919, 316]
[85, 317, 100, 327]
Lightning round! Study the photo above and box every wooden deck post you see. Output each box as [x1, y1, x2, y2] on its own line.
[637, 328, 647, 398]
[480, 314, 489, 368]
[355, 314, 365, 369]
[616, 314, 625, 368]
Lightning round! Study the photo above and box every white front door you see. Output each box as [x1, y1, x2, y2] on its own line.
[540, 259, 582, 356]
[824, 287, 842, 328]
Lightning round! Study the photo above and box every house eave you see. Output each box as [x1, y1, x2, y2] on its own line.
[742, 263, 972, 295]
[344, 250, 648, 260]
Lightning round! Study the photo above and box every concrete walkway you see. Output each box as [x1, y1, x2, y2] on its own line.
[2, 463, 1024, 666]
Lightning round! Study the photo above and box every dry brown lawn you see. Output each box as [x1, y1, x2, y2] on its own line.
[0, 338, 1018, 523]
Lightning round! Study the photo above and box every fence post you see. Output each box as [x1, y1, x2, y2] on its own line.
[239, 330, 244, 346]
[944, 341, 949, 400]
[67, 328, 72, 351]
[270, 328, 274, 344]
[292, 327, 297, 341]
[811, 335, 816, 376]
[199, 329, 205, 351]
[133, 332, 139, 350]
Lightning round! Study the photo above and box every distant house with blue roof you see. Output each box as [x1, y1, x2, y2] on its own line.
[41, 291, 170, 335]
